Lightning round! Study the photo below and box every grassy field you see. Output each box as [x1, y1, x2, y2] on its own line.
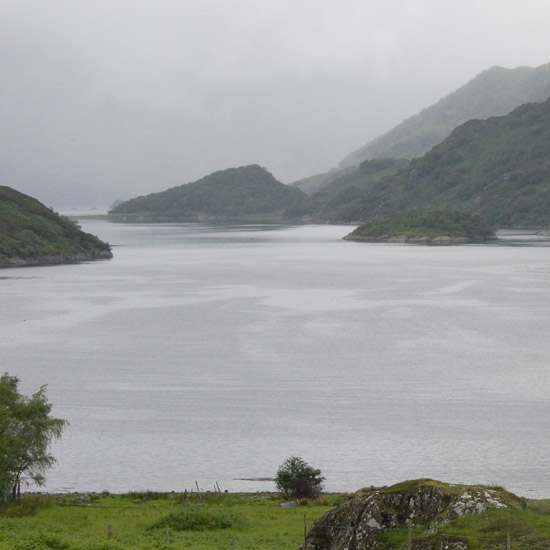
[0, 491, 338, 550]
[3, 491, 550, 549]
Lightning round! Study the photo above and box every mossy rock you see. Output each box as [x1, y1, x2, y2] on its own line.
[305, 479, 524, 550]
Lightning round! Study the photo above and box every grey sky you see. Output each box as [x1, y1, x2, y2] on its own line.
[2, 0, 550, 205]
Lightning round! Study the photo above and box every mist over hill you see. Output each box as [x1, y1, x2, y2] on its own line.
[112, 93, 550, 228]
[339, 62, 550, 168]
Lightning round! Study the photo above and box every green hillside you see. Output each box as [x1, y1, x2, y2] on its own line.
[0, 186, 112, 267]
[289, 166, 357, 196]
[286, 158, 408, 222]
[340, 62, 550, 167]
[347, 97, 550, 227]
[110, 165, 306, 221]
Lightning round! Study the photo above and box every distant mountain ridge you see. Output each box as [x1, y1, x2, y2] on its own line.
[339, 62, 550, 168]
[111, 63, 550, 228]
[110, 165, 306, 221]
[0, 186, 112, 267]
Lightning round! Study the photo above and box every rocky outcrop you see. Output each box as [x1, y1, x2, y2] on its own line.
[304, 480, 524, 550]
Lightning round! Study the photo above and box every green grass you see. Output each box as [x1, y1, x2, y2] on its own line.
[370, 497, 550, 550]
[0, 492, 337, 550]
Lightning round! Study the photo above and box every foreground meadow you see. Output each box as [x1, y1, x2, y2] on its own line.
[0, 491, 337, 550]
[3, 490, 550, 549]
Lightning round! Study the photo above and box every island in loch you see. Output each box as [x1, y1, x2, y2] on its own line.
[344, 210, 496, 245]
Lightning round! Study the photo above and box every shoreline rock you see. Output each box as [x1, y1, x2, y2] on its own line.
[0, 249, 113, 269]
[343, 233, 477, 245]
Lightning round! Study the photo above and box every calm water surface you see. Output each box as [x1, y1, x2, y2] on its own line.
[2, 221, 550, 497]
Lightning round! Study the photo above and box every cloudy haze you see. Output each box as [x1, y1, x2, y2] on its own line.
[2, 0, 550, 206]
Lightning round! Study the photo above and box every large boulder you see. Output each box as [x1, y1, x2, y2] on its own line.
[305, 479, 524, 550]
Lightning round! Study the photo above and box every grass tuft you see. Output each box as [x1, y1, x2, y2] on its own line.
[149, 507, 247, 531]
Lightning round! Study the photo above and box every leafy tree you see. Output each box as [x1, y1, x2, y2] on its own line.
[275, 456, 324, 499]
[0, 374, 68, 504]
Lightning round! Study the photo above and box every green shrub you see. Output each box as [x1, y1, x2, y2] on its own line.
[275, 456, 324, 499]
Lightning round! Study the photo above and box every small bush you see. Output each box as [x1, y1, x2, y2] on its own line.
[275, 456, 324, 499]
[149, 507, 246, 531]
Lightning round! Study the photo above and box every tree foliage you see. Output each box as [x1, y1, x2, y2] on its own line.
[275, 456, 324, 499]
[0, 374, 68, 504]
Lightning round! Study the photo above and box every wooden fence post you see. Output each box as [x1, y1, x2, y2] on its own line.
[195, 481, 202, 501]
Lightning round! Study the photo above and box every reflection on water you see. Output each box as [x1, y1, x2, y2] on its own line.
[494, 229, 550, 247]
[2, 220, 550, 496]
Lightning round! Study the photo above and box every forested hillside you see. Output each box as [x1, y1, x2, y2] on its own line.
[0, 186, 112, 267]
[345, 97, 550, 227]
[110, 165, 305, 221]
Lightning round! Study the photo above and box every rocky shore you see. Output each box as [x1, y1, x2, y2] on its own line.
[343, 234, 474, 245]
[0, 249, 113, 268]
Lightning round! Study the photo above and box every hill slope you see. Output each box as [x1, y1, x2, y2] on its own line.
[110, 165, 306, 221]
[287, 158, 408, 222]
[350, 97, 550, 227]
[340, 62, 550, 167]
[0, 186, 112, 267]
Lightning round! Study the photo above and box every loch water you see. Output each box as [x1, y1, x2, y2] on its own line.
[2, 220, 550, 497]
